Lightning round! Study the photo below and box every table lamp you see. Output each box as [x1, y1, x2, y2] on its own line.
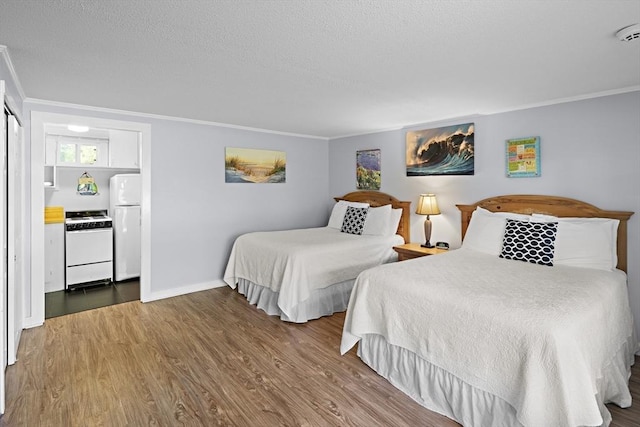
[416, 194, 440, 248]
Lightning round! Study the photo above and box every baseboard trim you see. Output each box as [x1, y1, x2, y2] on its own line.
[23, 318, 44, 329]
[142, 279, 227, 303]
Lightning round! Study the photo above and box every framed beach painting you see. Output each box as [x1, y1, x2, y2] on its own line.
[225, 147, 286, 183]
[356, 149, 381, 190]
[406, 123, 474, 176]
[506, 136, 540, 178]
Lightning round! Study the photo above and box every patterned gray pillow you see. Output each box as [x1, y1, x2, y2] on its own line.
[499, 219, 558, 266]
[341, 206, 369, 235]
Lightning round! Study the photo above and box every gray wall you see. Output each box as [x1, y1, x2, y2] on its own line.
[24, 102, 330, 297]
[329, 91, 640, 339]
[148, 119, 329, 293]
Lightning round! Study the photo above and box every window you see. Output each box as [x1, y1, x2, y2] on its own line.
[54, 136, 108, 167]
[59, 143, 76, 163]
[79, 144, 98, 164]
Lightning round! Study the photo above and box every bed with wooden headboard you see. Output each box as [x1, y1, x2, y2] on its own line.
[342, 194, 636, 427]
[224, 191, 410, 323]
[456, 194, 633, 271]
[335, 190, 411, 243]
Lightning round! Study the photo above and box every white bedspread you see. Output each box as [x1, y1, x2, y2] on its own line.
[341, 248, 637, 427]
[224, 227, 403, 319]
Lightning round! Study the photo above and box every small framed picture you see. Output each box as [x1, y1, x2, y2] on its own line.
[356, 149, 381, 190]
[506, 136, 540, 178]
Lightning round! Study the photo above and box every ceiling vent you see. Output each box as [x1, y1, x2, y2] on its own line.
[616, 24, 640, 42]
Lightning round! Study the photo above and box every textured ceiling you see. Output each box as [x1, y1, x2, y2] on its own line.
[1, 0, 639, 138]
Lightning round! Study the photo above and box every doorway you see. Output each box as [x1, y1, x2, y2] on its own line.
[29, 112, 151, 327]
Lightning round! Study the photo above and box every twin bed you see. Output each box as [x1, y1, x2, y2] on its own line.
[223, 191, 410, 323]
[224, 192, 636, 426]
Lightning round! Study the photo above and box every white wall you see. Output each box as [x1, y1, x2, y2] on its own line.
[329, 91, 640, 338]
[24, 102, 330, 302]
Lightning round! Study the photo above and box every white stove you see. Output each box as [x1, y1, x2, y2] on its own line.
[65, 210, 113, 289]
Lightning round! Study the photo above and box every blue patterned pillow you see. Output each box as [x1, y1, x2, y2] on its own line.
[499, 219, 558, 266]
[341, 206, 369, 235]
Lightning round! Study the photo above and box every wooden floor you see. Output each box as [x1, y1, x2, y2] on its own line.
[3, 287, 639, 426]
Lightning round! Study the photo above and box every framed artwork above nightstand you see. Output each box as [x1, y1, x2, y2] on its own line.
[393, 243, 449, 261]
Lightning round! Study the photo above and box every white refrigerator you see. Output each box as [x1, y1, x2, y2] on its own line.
[110, 173, 141, 281]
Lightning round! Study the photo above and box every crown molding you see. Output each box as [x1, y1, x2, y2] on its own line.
[0, 45, 26, 100]
[330, 87, 640, 140]
[487, 86, 640, 116]
[24, 97, 329, 141]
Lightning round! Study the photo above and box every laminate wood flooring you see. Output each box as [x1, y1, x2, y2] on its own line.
[4, 287, 639, 426]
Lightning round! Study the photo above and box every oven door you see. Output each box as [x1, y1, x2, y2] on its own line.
[66, 228, 113, 266]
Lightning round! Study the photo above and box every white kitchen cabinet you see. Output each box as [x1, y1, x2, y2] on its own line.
[45, 135, 57, 166]
[44, 165, 57, 189]
[44, 135, 58, 189]
[109, 130, 140, 169]
[44, 223, 65, 293]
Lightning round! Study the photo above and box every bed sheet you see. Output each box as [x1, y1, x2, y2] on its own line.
[341, 248, 637, 427]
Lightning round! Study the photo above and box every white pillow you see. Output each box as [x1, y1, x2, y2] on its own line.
[327, 200, 370, 229]
[386, 208, 403, 236]
[531, 214, 619, 271]
[363, 204, 392, 236]
[462, 207, 531, 256]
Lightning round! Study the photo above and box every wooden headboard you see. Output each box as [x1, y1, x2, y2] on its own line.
[456, 195, 634, 272]
[335, 191, 411, 243]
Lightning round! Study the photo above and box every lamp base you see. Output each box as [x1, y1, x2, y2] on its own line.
[422, 216, 434, 249]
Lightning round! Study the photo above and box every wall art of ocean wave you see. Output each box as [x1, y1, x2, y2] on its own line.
[406, 123, 474, 176]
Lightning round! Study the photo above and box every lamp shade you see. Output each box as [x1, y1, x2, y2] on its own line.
[416, 194, 440, 216]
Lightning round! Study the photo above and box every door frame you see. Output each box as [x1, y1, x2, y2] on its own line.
[28, 112, 151, 328]
[0, 80, 6, 414]
[7, 113, 24, 365]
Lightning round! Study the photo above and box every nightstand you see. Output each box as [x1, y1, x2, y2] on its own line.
[393, 243, 449, 261]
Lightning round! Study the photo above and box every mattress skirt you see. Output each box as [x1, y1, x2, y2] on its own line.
[357, 333, 636, 427]
[237, 278, 355, 323]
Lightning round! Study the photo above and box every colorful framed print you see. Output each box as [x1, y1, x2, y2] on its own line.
[356, 149, 381, 190]
[225, 147, 286, 183]
[406, 123, 474, 176]
[506, 136, 540, 178]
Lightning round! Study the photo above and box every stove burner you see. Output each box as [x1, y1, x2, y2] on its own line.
[65, 210, 112, 231]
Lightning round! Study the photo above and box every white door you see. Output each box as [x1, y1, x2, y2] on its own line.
[1, 80, 7, 414]
[7, 113, 23, 365]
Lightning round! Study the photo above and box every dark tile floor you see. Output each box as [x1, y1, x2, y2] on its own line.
[45, 279, 140, 319]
